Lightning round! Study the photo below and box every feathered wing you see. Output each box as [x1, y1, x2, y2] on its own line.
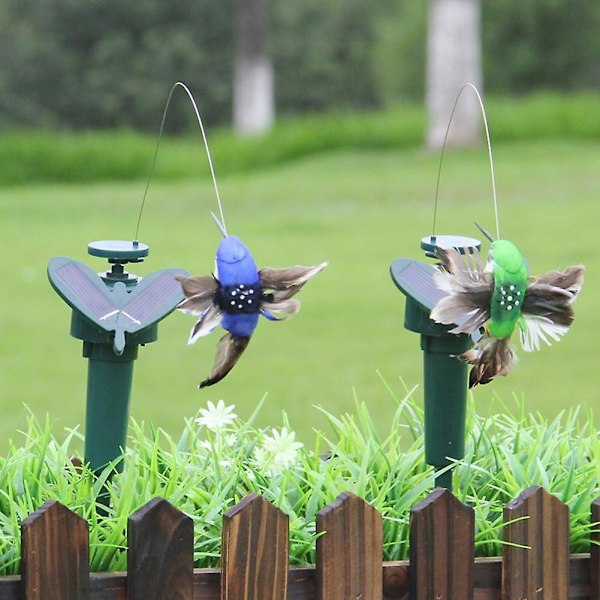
[430, 248, 517, 385]
[199, 333, 251, 388]
[188, 304, 223, 344]
[519, 265, 584, 352]
[430, 248, 493, 334]
[175, 274, 222, 343]
[460, 337, 518, 387]
[176, 274, 218, 296]
[259, 262, 328, 311]
[176, 275, 219, 315]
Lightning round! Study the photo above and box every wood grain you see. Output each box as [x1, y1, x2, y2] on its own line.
[502, 485, 569, 600]
[21, 500, 90, 600]
[221, 493, 288, 600]
[316, 491, 383, 600]
[410, 487, 475, 600]
[127, 497, 193, 600]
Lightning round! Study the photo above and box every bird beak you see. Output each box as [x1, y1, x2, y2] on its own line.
[475, 222, 495, 242]
[211, 212, 228, 238]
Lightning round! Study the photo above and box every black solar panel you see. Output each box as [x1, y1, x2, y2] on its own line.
[120, 271, 183, 329]
[48, 257, 186, 337]
[390, 258, 446, 311]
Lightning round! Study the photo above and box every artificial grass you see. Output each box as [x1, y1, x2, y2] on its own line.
[0, 394, 598, 574]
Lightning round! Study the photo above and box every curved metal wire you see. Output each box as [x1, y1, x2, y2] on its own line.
[432, 83, 500, 240]
[134, 81, 227, 242]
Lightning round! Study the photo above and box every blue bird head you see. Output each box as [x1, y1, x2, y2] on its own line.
[216, 236, 260, 286]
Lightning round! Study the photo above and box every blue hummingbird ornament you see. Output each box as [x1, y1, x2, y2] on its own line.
[176, 228, 327, 387]
[133, 83, 328, 388]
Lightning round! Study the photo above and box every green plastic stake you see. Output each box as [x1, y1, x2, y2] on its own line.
[48, 240, 187, 474]
[390, 235, 480, 490]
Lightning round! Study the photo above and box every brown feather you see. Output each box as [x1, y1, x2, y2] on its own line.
[523, 265, 584, 328]
[436, 247, 486, 279]
[178, 295, 216, 317]
[430, 248, 493, 332]
[260, 263, 327, 300]
[261, 299, 301, 316]
[529, 265, 584, 294]
[459, 336, 518, 387]
[199, 333, 251, 388]
[260, 263, 327, 289]
[175, 274, 218, 298]
[189, 304, 222, 342]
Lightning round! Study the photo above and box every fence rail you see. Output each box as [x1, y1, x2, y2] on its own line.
[1, 485, 599, 599]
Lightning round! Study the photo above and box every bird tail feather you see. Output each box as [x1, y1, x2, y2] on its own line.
[460, 336, 518, 387]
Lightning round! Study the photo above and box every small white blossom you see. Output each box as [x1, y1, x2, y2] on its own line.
[195, 400, 237, 431]
[198, 433, 237, 451]
[253, 427, 303, 476]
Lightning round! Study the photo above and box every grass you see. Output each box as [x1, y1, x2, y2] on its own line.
[0, 92, 599, 186]
[0, 393, 599, 574]
[1, 136, 599, 451]
[0, 139, 598, 447]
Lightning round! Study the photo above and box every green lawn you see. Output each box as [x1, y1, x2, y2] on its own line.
[1, 139, 598, 452]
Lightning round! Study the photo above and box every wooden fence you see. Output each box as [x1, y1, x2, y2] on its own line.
[1, 485, 600, 599]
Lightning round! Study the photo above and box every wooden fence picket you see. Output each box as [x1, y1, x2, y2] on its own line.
[221, 493, 289, 600]
[590, 499, 600, 600]
[21, 500, 90, 600]
[409, 487, 474, 600]
[316, 491, 383, 600]
[502, 485, 569, 600]
[4, 489, 600, 599]
[127, 497, 193, 600]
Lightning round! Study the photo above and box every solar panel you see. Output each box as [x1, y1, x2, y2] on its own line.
[48, 257, 187, 353]
[123, 271, 183, 327]
[390, 258, 446, 311]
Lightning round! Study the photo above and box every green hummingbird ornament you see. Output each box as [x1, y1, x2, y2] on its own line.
[430, 227, 584, 387]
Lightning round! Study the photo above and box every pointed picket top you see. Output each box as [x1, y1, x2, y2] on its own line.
[127, 497, 193, 600]
[409, 487, 474, 600]
[316, 491, 383, 600]
[21, 499, 90, 600]
[221, 493, 289, 600]
[502, 485, 569, 600]
[591, 498, 600, 600]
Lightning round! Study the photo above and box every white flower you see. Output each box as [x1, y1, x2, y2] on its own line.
[253, 427, 303, 476]
[198, 433, 237, 451]
[195, 400, 237, 431]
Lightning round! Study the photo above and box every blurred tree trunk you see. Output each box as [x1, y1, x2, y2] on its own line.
[233, 0, 274, 135]
[426, 0, 482, 150]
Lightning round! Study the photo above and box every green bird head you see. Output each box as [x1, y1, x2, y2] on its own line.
[489, 239, 528, 279]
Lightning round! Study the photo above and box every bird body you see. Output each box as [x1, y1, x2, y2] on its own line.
[430, 238, 584, 387]
[176, 234, 327, 387]
[487, 240, 528, 340]
[215, 236, 262, 338]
